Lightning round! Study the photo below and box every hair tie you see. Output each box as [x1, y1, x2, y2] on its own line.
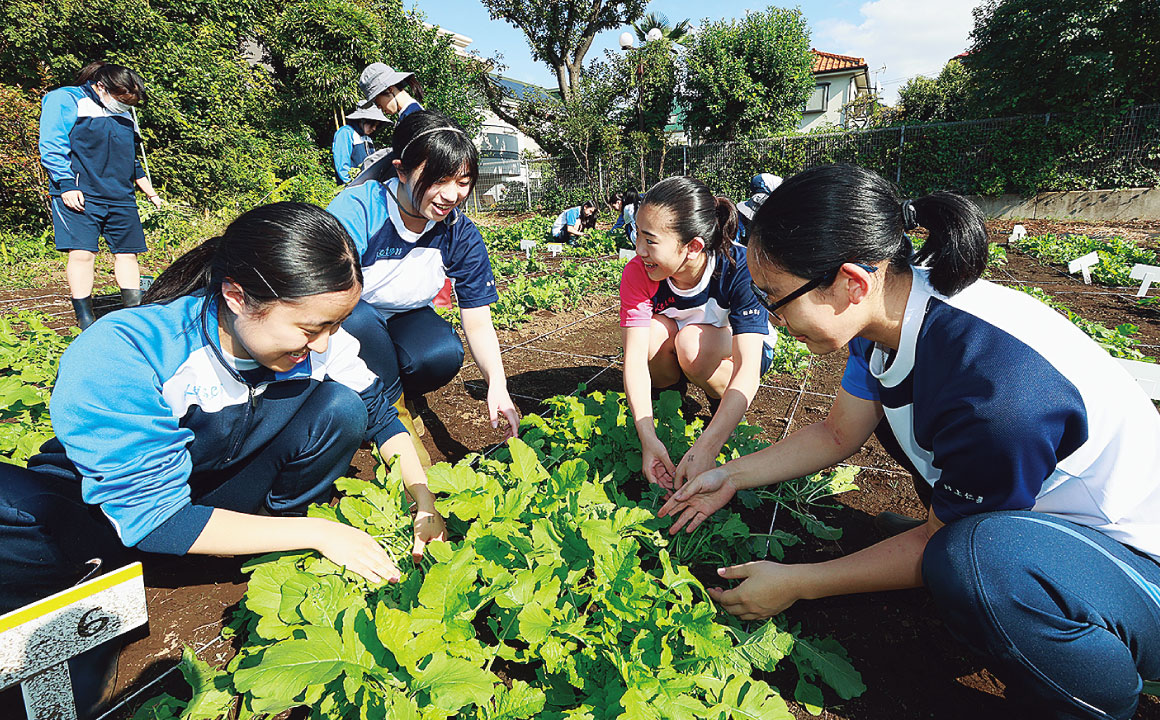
[399, 126, 466, 160]
[901, 199, 919, 231]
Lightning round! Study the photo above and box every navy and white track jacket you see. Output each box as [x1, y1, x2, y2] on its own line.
[28, 296, 405, 555]
[842, 268, 1160, 561]
[39, 82, 144, 205]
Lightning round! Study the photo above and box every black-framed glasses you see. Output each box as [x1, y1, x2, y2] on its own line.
[750, 263, 878, 322]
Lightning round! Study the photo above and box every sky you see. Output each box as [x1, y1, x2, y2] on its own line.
[415, 0, 986, 105]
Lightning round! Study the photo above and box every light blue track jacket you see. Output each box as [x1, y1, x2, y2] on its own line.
[29, 296, 405, 554]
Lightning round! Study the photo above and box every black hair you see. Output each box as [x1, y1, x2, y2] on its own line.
[749, 164, 988, 296]
[579, 201, 598, 230]
[143, 202, 362, 310]
[75, 61, 145, 104]
[622, 190, 641, 208]
[640, 176, 738, 268]
[606, 192, 623, 206]
[393, 110, 478, 208]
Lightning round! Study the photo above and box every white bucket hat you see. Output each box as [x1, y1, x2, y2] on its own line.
[358, 63, 415, 107]
[345, 105, 389, 122]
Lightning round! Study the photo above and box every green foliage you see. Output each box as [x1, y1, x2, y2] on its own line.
[766, 328, 810, 379]
[139, 410, 865, 717]
[1017, 285, 1155, 362]
[487, 258, 624, 328]
[678, 8, 815, 143]
[896, 60, 975, 124]
[479, 0, 649, 101]
[0, 0, 484, 224]
[0, 83, 47, 232]
[1012, 233, 1157, 286]
[0, 312, 76, 465]
[965, 0, 1160, 116]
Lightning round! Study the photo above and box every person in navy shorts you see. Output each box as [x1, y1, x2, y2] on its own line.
[39, 62, 164, 329]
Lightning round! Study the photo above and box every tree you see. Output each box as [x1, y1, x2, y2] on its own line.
[632, 11, 690, 45]
[0, 0, 485, 216]
[965, 0, 1160, 115]
[677, 8, 815, 144]
[896, 59, 975, 123]
[479, 0, 647, 102]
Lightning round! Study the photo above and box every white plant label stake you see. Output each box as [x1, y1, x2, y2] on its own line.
[545, 243, 563, 257]
[1008, 224, 1028, 243]
[1067, 251, 1100, 284]
[519, 239, 537, 259]
[1130, 264, 1160, 298]
[619, 249, 636, 262]
[0, 563, 147, 720]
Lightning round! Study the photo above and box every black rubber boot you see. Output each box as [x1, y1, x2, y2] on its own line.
[119, 288, 142, 308]
[71, 296, 96, 330]
[872, 511, 926, 536]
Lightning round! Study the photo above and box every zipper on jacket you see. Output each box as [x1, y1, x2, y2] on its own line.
[225, 384, 257, 463]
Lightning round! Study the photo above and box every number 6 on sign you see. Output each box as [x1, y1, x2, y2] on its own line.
[0, 563, 147, 720]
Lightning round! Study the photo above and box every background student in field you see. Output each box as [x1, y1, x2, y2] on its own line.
[620, 176, 777, 490]
[327, 110, 520, 464]
[332, 104, 389, 184]
[660, 163, 1160, 720]
[39, 61, 164, 329]
[611, 190, 641, 244]
[550, 201, 598, 244]
[344, 62, 425, 188]
[0, 202, 443, 714]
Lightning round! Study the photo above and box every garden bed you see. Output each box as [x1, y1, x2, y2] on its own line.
[1, 216, 1158, 720]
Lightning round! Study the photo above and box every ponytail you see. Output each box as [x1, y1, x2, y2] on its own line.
[713, 196, 738, 249]
[143, 203, 362, 308]
[908, 192, 988, 296]
[640, 176, 737, 269]
[750, 164, 989, 297]
[143, 236, 221, 304]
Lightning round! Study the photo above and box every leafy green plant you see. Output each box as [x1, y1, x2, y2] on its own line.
[0, 311, 75, 464]
[765, 328, 810, 379]
[1013, 233, 1157, 286]
[136, 423, 865, 719]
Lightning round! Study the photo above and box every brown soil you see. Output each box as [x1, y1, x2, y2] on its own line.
[3, 216, 1158, 720]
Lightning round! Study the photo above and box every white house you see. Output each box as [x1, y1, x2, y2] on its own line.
[798, 50, 873, 132]
[428, 24, 548, 205]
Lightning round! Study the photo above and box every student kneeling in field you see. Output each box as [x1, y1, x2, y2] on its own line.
[660, 164, 1160, 720]
[550, 201, 598, 245]
[327, 110, 520, 463]
[0, 203, 444, 716]
[620, 176, 778, 490]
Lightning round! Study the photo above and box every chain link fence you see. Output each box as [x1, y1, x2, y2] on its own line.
[465, 104, 1160, 215]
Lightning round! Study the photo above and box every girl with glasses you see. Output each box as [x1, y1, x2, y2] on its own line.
[620, 176, 777, 490]
[659, 163, 1160, 720]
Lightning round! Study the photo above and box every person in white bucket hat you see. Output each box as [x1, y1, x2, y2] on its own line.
[332, 104, 389, 184]
[347, 62, 426, 188]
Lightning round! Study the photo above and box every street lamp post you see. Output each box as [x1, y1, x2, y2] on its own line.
[618, 32, 645, 134]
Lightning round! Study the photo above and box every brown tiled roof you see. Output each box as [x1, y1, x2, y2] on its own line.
[811, 49, 869, 74]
